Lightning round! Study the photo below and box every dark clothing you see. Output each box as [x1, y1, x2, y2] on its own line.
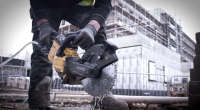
[29, 5, 107, 109]
[30, 0, 112, 26]
[30, 5, 107, 42]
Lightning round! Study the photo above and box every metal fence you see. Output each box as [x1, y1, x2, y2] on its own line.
[167, 76, 190, 97]
[0, 64, 190, 97]
[51, 70, 169, 96]
[0, 57, 190, 97]
[0, 63, 189, 97]
[51, 73, 190, 97]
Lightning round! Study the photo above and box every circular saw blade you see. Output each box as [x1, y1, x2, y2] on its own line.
[81, 63, 117, 97]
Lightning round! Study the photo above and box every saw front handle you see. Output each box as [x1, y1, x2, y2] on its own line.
[56, 35, 76, 57]
[48, 34, 79, 73]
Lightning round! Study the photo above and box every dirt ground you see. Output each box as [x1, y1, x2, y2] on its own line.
[0, 87, 190, 110]
[0, 87, 93, 110]
[0, 102, 93, 110]
[0, 99, 92, 110]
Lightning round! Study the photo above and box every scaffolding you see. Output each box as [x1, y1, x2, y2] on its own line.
[59, 0, 195, 62]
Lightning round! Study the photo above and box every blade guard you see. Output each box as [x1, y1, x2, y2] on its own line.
[81, 40, 118, 78]
[80, 40, 118, 96]
[61, 57, 99, 84]
[61, 40, 118, 84]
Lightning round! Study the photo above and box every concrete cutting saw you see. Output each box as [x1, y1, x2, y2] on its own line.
[36, 34, 118, 97]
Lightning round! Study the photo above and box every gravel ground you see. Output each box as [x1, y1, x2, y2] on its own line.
[0, 87, 190, 110]
[0, 102, 93, 110]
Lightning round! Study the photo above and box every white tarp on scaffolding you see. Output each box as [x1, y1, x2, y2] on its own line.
[109, 33, 182, 90]
[114, 46, 141, 89]
[139, 33, 180, 62]
[109, 33, 181, 65]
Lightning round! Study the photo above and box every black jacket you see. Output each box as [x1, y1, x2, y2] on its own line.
[30, 0, 112, 26]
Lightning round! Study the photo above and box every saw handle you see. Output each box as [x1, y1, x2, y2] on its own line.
[56, 35, 76, 57]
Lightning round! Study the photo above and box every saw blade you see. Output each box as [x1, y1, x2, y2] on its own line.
[81, 63, 117, 97]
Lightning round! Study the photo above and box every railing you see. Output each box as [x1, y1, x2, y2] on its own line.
[51, 71, 189, 97]
[0, 58, 190, 98]
[51, 70, 169, 96]
[0, 65, 190, 101]
[167, 75, 190, 97]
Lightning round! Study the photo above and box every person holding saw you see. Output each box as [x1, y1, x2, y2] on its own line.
[29, 0, 129, 110]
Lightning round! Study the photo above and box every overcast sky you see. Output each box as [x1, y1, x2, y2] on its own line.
[0, 0, 199, 57]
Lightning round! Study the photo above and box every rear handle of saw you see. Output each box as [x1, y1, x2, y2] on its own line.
[34, 34, 58, 57]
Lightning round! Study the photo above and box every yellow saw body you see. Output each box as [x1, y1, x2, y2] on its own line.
[48, 36, 79, 80]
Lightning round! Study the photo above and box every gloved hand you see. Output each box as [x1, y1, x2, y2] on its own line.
[73, 24, 97, 50]
[38, 22, 57, 47]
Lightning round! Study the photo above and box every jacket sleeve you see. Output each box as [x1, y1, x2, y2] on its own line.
[90, 0, 112, 26]
[30, 0, 47, 22]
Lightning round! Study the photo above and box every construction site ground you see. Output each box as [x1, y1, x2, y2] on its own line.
[0, 86, 190, 110]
